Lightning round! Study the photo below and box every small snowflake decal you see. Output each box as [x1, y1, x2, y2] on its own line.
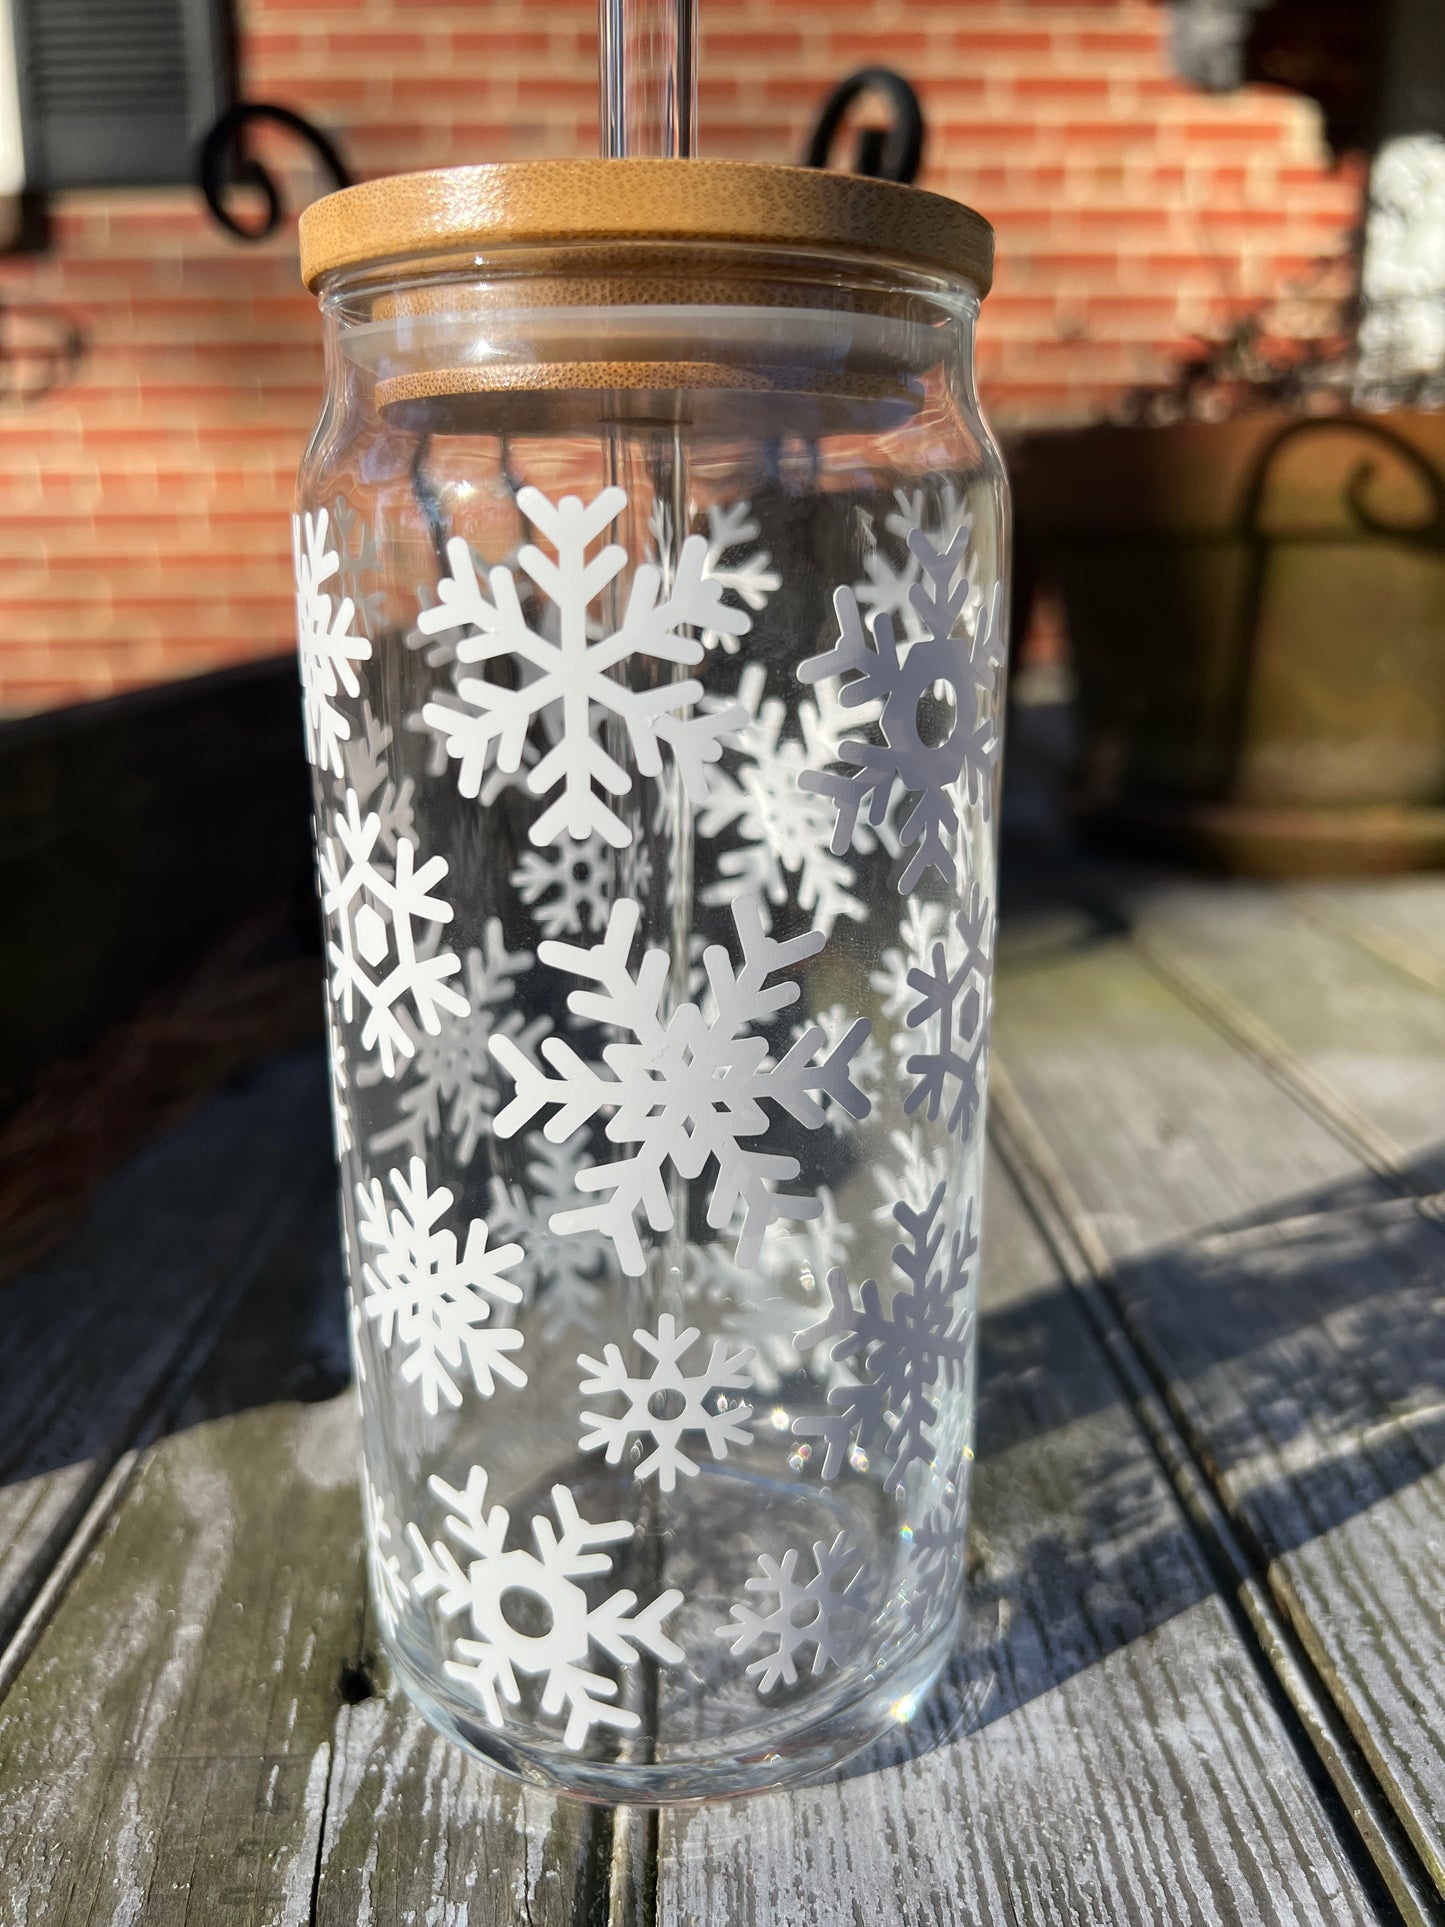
[408, 1467, 684, 1750]
[652, 498, 782, 653]
[340, 701, 416, 856]
[364, 919, 544, 1165]
[698, 664, 866, 939]
[325, 994, 353, 1158]
[717, 1532, 868, 1695]
[902, 882, 992, 1137]
[417, 485, 749, 849]
[363, 1472, 409, 1638]
[487, 1135, 610, 1341]
[490, 894, 874, 1277]
[799, 534, 1003, 892]
[320, 791, 469, 1079]
[293, 507, 371, 778]
[356, 1157, 524, 1416]
[578, 1312, 754, 1492]
[512, 833, 651, 940]
[855, 484, 980, 647]
[793, 1183, 976, 1491]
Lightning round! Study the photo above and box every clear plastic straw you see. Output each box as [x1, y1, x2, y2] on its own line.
[599, 0, 698, 159]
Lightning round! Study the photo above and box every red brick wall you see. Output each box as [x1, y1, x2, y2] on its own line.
[0, 0, 1362, 715]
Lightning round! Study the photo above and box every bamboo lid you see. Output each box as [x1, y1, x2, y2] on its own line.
[299, 158, 993, 296]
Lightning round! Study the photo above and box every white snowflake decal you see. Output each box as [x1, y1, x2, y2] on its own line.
[356, 1157, 524, 1416]
[511, 833, 651, 940]
[717, 1532, 868, 1695]
[417, 485, 749, 849]
[902, 882, 992, 1138]
[871, 899, 950, 1054]
[648, 497, 781, 654]
[855, 484, 980, 647]
[364, 1472, 409, 1638]
[487, 1135, 610, 1341]
[793, 1183, 976, 1491]
[797, 1004, 883, 1126]
[321, 791, 469, 1079]
[364, 919, 544, 1165]
[489, 895, 874, 1277]
[698, 664, 866, 939]
[799, 534, 1003, 892]
[325, 994, 353, 1159]
[408, 1467, 684, 1750]
[293, 507, 371, 778]
[578, 1312, 754, 1492]
[340, 701, 416, 856]
[872, 1126, 950, 1227]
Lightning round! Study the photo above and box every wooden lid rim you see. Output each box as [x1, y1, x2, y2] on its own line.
[298, 159, 993, 296]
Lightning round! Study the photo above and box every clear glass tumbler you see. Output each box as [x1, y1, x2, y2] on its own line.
[293, 159, 1007, 1802]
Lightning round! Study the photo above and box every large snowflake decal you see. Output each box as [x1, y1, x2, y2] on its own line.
[578, 1312, 754, 1491]
[698, 664, 866, 938]
[320, 790, 469, 1079]
[798, 1003, 884, 1127]
[487, 1135, 610, 1341]
[855, 485, 981, 646]
[417, 485, 749, 849]
[489, 895, 873, 1276]
[902, 882, 992, 1138]
[356, 1157, 525, 1416]
[793, 1182, 976, 1492]
[717, 1532, 868, 1695]
[408, 1467, 684, 1750]
[363, 1472, 409, 1638]
[364, 919, 544, 1165]
[293, 507, 371, 778]
[799, 532, 1003, 892]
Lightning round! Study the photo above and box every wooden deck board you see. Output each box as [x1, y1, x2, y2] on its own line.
[654, 1163, 1390, 1927]
[0, 1056, 601, 1925]
[992, 898, 1445, 1900]
[0, 1053, 332, 1660]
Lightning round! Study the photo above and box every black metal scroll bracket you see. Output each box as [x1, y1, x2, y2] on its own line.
[198, 103, 353, 243]
[804, 68, 925, 185]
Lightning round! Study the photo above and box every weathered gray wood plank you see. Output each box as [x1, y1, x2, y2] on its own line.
[1297, 882, 1445, 992]
[992, 906, 1445, 1897]
[655, 1163, 1390, 1927]
[1118, 881, 1445, 1185]
[0, 1057, 602, 1925]
[0, 1051, 332, 1656]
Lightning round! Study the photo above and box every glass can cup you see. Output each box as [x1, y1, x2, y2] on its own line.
[294, 159, 1008, 1804]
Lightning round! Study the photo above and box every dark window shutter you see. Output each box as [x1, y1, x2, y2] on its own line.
[12, 0, 234, 190]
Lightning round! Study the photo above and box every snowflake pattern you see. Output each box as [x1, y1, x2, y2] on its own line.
[717, 1532, 868, 1694]
[356, 1157, 524, 1416]
[698, 664, 866, 938]
[793, 1183, 976, 1491]
[872, 1126, 950, 1227]
[408, 1467, 684, 1750]
[418, 486, 749, 848]
[364, 920, 544, 1165]
[490, 894, 874, 1276]
[799, 533, 1003, 892]
[340, 702, 416, 856]
[512, 833, 652, 940]
[364, 1472, 409, 1638]
[487, 1135, 610, 1341]
[855, 485, 981, 647]
[902, 882, 992, 1138]
[871, 899, 951, 1054]
[321, 790, 469, 1078]
[293, 507, 371, 778]
[578, 1313, 754, 1491]
[325, 994, 353, 1158]
[665, 498, 782, 653]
